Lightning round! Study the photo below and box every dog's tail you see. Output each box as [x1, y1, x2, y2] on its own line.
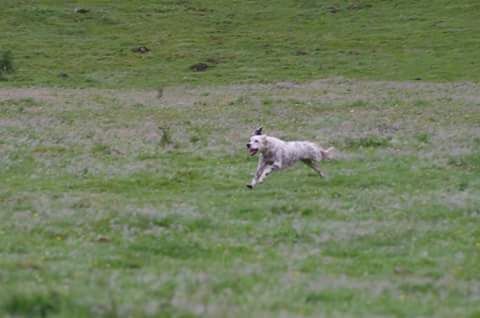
[320, 147, 335, 160]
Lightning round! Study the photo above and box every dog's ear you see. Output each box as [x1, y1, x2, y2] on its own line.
[254, 127, 263, 135]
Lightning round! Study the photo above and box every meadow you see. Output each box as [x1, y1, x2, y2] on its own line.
[1, 79, 480, 317]
[1, 1, 480, 317]
[1, 0, 480, 87]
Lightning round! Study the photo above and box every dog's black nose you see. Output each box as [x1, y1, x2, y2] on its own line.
[246, 143, 250, 148]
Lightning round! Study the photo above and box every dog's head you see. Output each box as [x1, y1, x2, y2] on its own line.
[246, 127, 266, 156]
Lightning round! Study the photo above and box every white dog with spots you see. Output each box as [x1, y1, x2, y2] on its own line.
[246, 127, 334, 188]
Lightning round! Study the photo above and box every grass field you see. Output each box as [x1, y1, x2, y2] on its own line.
[1, 0, 480, 87]
[1, 1, 480, 317]
[1, 80, 480, 317]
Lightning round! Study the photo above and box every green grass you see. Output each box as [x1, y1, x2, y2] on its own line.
[0, 80, 480, 317]
[1, 1, 480, 316]
[1, 0, 480, 88]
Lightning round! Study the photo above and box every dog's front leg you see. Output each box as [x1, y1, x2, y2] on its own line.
[255, 161, 281, 186]
[247, 160, 267, 188]
[257, 164, 274, 184]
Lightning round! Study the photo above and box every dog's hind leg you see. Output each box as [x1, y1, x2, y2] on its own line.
[302, 159, 325, 177]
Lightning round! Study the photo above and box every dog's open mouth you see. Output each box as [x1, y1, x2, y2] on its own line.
[248, 148, 258, 156]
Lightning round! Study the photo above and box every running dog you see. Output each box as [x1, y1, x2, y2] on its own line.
[246, 127, 334, 188]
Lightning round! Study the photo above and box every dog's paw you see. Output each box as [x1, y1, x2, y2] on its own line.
[246, 184, 253, 189]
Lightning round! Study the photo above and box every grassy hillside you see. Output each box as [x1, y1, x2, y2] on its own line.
[2, 1, 480, 317]
[1, 0, 480, 88]
[1, 80, 480, 316]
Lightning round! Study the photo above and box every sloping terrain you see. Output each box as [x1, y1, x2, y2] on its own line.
[2, 0, 480, 316]
[1, 0, 480, 87]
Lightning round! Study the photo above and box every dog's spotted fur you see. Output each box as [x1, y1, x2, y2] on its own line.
[246, 127, 334, 188]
